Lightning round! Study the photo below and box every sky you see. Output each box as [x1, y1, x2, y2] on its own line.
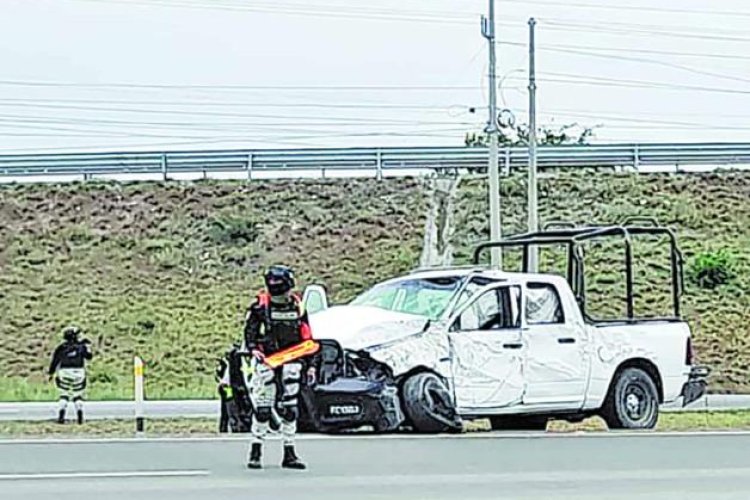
[0, 0, 749, 153]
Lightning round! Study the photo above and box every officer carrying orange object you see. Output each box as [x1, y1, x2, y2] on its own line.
[243, 265, 316, 470]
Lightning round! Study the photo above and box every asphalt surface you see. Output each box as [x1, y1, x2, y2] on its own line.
[1, 432, 750, 499]
[1, 394, 748, 421]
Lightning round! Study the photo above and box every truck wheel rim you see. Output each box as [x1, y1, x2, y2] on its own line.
[623, 384, 649, 422]
[422, 377, 454, 422]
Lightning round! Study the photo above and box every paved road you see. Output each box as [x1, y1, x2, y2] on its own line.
[1, 394, 748, 422]
[1, 432, 750, 499]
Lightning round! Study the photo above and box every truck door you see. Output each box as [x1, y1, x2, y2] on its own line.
[522, 282, 587, 408]
[447, 284, 526, 412]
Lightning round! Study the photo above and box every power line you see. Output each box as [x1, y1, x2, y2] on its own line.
[0, 111, 480, 128]
[498, 40, 750, 62]
[0, 129, 474, 154]
[67, 0, 477, 25]
[0, 97, 474, 115]
[503, 72, 750, 96]
[0, 79, 481, 91]
[0, 121, 249, 140]
[497, 0, 750, 20]
[537, 105, 750, 121]
[575, 18, 749, 38]
[0, 97, 468, 111]
[541, 19, 750, 44]
[535, 110, 750, 131]
[503, 42, 750, 85]
[0, 101, 484, 122]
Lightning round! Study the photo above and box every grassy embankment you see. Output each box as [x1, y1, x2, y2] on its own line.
[0, 171, 748, 401]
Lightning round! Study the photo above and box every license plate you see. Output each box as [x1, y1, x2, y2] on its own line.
[327, 404, 362, 416]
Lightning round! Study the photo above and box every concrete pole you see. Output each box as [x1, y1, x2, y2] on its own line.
[527, 17, 539, 273]
[482, 0, 502, 269]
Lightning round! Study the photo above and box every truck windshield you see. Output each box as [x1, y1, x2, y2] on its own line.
[350, 276, 463, 320]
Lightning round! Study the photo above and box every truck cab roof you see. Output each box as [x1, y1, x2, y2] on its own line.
[404, 266, 571, 288]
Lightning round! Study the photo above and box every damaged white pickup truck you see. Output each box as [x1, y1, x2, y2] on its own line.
[225, 220, 710, 433]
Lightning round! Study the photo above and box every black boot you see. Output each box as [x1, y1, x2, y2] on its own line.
[282, 445, 306, 470]
[247, 443, 262, 470]
[57, 409, 65, 424]
[77, 409, 84, 425]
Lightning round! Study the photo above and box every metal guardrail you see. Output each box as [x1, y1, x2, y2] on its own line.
[1, 142, 750, 180]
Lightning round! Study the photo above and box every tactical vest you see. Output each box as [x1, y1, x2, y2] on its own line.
[257, 292, 306, 354]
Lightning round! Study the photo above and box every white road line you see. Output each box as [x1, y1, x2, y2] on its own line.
[2, 429, 750, 445]
[0, 470, 210, 481]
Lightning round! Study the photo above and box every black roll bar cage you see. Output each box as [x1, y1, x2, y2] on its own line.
[472, 217, 685, 322]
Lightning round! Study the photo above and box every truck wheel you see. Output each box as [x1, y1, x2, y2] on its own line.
[489, 415, 548, 431]
[402, 372, 459, 434]
[601, 367, 659, 430]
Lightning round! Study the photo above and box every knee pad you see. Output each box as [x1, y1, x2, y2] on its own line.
[282, 363, 302, 383]
[277, 406, 298, 423]
[254, 407, 273, 423]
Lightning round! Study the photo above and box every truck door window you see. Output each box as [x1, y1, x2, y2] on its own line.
[526, 283, 565, 325]
[453, 277, 495, 313]
[455, 286, 521, 331]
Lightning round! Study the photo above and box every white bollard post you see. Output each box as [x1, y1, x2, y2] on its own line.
[134, 356, 145, 435]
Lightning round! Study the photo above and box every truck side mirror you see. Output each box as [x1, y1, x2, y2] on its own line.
[302, 284, 329, 314]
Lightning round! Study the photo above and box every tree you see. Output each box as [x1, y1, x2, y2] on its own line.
[464, 122, 596, 148]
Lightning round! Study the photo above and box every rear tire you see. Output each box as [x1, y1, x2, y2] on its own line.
[601, 367, 659, 430]
[402, 372, 460, 434]
[489, 415, 548, 431]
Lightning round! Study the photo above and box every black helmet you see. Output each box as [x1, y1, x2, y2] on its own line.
[63, 325, 81, 342]
[264, 265, 295, 297]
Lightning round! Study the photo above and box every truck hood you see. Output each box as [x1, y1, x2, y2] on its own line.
[308, 305, 430, 350]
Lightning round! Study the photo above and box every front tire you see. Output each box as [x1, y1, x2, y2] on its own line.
[402, 372, 461, 433]
[601, 367, 659, 430]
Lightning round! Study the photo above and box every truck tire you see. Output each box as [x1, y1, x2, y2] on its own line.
[402, 372, 460, 434]
[489, 415, 548, 431]
[601, 367, 659, 430]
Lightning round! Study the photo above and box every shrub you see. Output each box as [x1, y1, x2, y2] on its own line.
[207, 215, 259, 246]
[689, 249, 736, 289]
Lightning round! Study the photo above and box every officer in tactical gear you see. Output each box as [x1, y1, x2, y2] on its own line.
[216, 341, 254, 433]
[243, 265, 312, 470]
[215, 347, 233, 433]
[48, 326, 93, 425]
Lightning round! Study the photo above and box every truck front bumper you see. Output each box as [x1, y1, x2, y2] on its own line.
[681, 365, 711, 407]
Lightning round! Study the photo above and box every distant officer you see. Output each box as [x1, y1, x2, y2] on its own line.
[243, 265, 312, 470]
[48, 326, 93, 425]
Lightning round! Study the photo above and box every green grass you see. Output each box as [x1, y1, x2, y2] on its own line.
[0, 172, 749, 400]
[0, 418, 218, 437]
[3, 411, 750, 438]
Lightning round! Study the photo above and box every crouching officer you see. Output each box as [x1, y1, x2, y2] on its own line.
[244, 265, 312, 470]
[48, 326, 93, 424]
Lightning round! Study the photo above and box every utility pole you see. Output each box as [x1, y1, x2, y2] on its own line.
[527, 17, 539, 273]
[482, 0, 502, 269]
